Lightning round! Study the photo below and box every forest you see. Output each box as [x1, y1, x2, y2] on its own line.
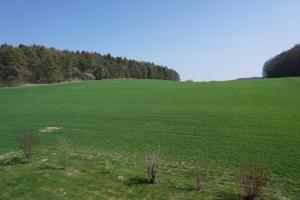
[0, 44, 180, 86]
[263, 44, 300, 78]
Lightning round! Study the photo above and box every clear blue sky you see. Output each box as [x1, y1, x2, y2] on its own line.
[1, 0, 300, 81]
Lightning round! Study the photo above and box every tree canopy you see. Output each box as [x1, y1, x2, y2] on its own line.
[263, 44, 300, 78]
[0, 44, 180, 86]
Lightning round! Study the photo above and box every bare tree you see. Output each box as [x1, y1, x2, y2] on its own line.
[58, 135, 70, 170]
[145, 146, 162, 184]
[237, 163, 269, 200]
[18, 133, 36, 163]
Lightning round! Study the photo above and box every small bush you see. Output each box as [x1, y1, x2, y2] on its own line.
[18, 133, 36, 163]
[145, 147, 162, 184]
[237, 163, 269, 200]
[195, 162, 204, 192]
[0, 152, 25, 165]
[58, 135, 70, 170]
[185, 79, 194, 82]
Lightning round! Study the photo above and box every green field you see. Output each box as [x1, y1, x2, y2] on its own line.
[0, 78, 299, 199]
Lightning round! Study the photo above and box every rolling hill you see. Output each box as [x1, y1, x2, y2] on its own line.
[0, 78, 299, 199]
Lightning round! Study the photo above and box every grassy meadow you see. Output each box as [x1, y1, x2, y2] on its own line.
[0, 78, 299, 199]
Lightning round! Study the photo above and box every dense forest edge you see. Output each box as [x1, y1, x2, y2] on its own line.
[263, 44, 300, 78]
[0, 44, 180, 86]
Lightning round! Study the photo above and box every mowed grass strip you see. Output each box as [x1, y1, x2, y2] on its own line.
[0, 78, 299, 199]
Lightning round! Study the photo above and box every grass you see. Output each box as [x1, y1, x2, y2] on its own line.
[0, 78, 299, 199]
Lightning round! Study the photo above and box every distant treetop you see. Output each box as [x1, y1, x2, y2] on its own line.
[263, 44, 300, 78]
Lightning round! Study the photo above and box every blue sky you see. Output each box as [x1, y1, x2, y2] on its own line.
[1, 0, 300, 81]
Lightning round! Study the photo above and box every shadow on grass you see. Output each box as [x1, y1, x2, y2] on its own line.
[38, 164, 65, 171]
[0, 156, 27, 166]
[99, 169, 113, 175]
[176, 184, 199, 192]
[214, 191, 240, 200]
[126, 177, 149, 185]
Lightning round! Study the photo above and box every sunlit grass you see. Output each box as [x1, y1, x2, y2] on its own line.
[0, 78, 299, 199]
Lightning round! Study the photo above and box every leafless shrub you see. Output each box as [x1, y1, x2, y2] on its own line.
[145, 147, 162, 184]
[18, 133, 36, 163]
[237, 163, 269, 200]
[195, 162, 204, 192]
[58, 136, 70, 170]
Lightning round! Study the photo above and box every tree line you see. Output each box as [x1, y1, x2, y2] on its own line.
[263, 44, 300, 78]
[0, 44, 180, 86]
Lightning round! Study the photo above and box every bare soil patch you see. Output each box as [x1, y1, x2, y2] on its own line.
[39, 127, 62, 133]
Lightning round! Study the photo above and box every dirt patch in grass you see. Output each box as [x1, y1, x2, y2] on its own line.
[65, 169, 80, 176]
[39, 127, 62, 133]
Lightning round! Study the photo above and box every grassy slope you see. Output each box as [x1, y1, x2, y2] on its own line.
[0, 78, 299, 199]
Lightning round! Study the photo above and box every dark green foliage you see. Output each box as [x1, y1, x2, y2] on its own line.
[0, 44, 180, 86]
[0, 64, 21, 86]
[263, 44, 300, 78]
[0, 44, 31, 85]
